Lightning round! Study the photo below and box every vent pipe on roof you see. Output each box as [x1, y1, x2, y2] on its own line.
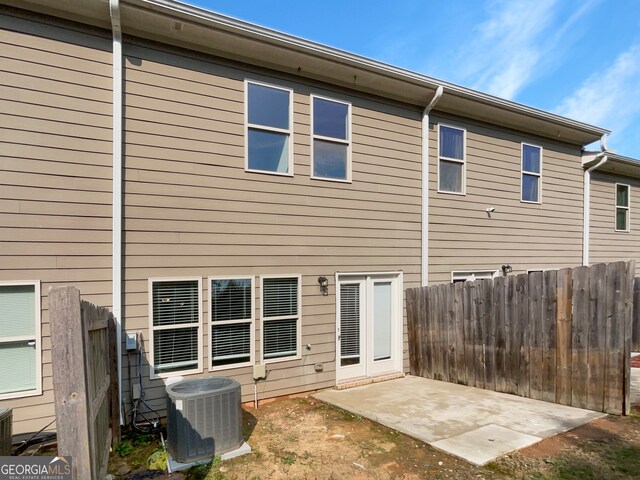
[110, 0, 124, 426]
[421, 86, 444, 287]
[582, 135, 609, 266]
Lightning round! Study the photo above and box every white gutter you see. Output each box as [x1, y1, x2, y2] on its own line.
[109, 0, 124, 426]
[421, 86, 444, 287]
[582, 135, 609, 266]
[129, 0, 609, 140]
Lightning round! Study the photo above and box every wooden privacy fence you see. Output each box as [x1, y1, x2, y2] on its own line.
[634, 277, 640, 352]
[50, 286, 120, 480]
[406, 261, 635, 415]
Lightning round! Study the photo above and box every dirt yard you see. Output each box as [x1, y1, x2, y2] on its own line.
[108, 393, 640, 480]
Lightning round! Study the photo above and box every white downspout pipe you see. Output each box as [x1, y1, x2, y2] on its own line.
[421, 86, 444, 287]
[582, 135, 609, 266]
[109, 0, 124, 425]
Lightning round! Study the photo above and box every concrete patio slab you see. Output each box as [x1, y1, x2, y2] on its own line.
[314, 375, 604, 465]
[431, 424, 540, 466]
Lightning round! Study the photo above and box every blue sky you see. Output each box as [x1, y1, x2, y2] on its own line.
[191, 0, 640, 157]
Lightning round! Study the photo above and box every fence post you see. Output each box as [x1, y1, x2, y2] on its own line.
[623, 261, 635, 414]
[50, 286, 92, 480]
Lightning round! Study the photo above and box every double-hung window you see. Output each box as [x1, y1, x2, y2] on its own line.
[615, 183, 630, 232]
[0, 281, 41, 399]
[438, 125, 466, 194]
[149, 278, 202, 377]
[260, 275, 301, 362]
[311, 95, 351, 181]
[245, 80, 293, 175]
[521, 144, 542, 203]
[209, 277, 254, 370]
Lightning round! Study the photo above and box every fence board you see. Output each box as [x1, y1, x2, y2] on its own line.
[454, 282, 465, 385]
[604, 262, 624, 414]
[494, 276, 507, 393]
[516, 273, 529, 397]
[587, 263, 606, 411]
[505, 275, 518, 395]
[529, 271, 543, 400]
[406, 261, 634, 415]
[542, 270, 557, 403]
[633, 278, 640, 352]
[406, 288, 418, 375]
[474, 280, 485, 389]
[444, 284, 456, 384]
[463, 282, 476, 387]
[50, 286, 118, 480]
[483, 279, 495, 390]
[556, 268, 572, 406]
[422, 287, 432, 378]
[623, 262, 635, 414]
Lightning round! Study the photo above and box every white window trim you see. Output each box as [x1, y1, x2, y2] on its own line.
[437, 123, 467, 195]
[259, 274, 302, 364]
[310, 94, 352, 183]
[450, 270, 498, 283]
[615, 182, 631, 232]
[148, 277, 203, 380]
[521, 142, 543, 204]
[208, 275, 255, 372]
[0, 280, 42, 400]
[244, 79, 294, 177]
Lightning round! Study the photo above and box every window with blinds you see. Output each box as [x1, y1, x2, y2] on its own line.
[0, 282, 41, 399]
[150, 278, 201, 376]
[210, 277, 254, 369]
[261, 275, 301, 361]
[339, 283, 360, 367]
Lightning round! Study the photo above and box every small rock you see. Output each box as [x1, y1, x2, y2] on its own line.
[104, 475, 115, 480]
[219, 466, 228, 473]
[331, 434, 345, 439]
[353, 462, 365, 469]
[438, 461, 443, 466]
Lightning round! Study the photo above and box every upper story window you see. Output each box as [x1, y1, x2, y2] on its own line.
[615, 183, 630, 232]
[149, 278, 202, 378]
[245, 81, 293, 175]
[209, 277, 254, 370]
[0, 281, 41, 399]
[521, 144, 542, 203]
[311, 95, 351, 182]
[438, 125, 466, 194]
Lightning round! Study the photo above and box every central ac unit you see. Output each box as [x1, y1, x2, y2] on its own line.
[166, 377, 243, 463]
[0, 408, 12, 456]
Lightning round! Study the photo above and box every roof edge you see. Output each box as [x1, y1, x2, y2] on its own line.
[129, 0, 610, 139]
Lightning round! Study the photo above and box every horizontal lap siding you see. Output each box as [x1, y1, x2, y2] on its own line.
[0, 10, 112, 435]
[428, 114, 584, 285]
[590, 172, 640, 275]
[121, 40, 422, 414]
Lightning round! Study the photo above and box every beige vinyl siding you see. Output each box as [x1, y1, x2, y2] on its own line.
[119, 37, 422, 415]
[590, 172, 640, 275]
[428, 114, 585, 285]
[0, 9, 112, 435]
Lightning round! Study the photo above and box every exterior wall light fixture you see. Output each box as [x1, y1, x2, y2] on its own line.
[318, 276, 329, 296]
[502, 264, 513, 275]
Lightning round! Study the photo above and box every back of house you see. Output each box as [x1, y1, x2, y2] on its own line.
[1, 0, 638, 438]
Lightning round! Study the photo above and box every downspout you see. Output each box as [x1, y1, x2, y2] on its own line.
[109, 0, 124, 425]
[582, 135, 609, 266]
[421, 86, 444, 286]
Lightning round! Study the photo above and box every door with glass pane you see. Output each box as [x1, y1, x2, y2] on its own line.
[336, 274, 401, 383]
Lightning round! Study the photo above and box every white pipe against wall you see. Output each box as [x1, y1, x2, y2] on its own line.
[109, 0, 124, 425]
[421, 86, 444, 287]
[582, 135, 609, 266]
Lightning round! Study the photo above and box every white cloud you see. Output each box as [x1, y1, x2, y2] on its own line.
[451, 0, 597, 100]
[555, 44, 640, 134]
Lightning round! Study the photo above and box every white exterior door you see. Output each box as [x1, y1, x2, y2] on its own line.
[336, 273, 402, 383]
